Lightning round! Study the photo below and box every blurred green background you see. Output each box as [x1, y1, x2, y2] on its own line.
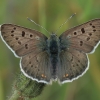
[0, 0, 100, 100]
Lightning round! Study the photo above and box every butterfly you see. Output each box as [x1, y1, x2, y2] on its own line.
[0, 19, 100, 84]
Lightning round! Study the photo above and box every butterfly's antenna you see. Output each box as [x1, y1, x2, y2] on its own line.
[55, 13, 76, 33]
[27, 17, 50, 34]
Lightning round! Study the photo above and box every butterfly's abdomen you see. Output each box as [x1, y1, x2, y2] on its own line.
[50, 39, 58, 77]
[48, 34, 59, 78]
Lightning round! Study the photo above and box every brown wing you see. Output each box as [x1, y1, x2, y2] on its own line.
[58, 19, 100, 83]
[1, 24, 52, 83]
[58, 47, 88, 83]
[1, 24, 47, 57]
[21, 50, 52, 83]
[60, 19, 100, 53]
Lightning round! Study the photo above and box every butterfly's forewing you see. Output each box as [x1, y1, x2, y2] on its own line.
[1, 24, 47, 56]
[60, 19, 100, 53]
[1, 24, 51, 83]
[59, 19, 100, 83]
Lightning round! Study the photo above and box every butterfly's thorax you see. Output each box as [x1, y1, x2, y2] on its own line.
[47, 34, 60, 78]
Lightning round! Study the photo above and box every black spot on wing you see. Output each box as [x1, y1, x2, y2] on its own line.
[81, 28, 85, 33]
[22, 31, 25, 37]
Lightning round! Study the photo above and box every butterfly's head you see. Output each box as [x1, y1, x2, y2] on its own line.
[47, 33, 58, 46]
[49, 33, 58, 41]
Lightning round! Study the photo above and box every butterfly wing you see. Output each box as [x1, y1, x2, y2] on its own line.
[0, 24, 51, 83]
[58, 47, 89, 83]
[1, 24, 47, 56]
[58, 19, 100, 83]
[60, 19, 100, 53]
[21, 50, 52, 83]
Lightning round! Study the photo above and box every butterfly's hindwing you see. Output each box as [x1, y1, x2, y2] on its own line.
[21, 50, 52, 83]
[58, 47, 88, 83]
